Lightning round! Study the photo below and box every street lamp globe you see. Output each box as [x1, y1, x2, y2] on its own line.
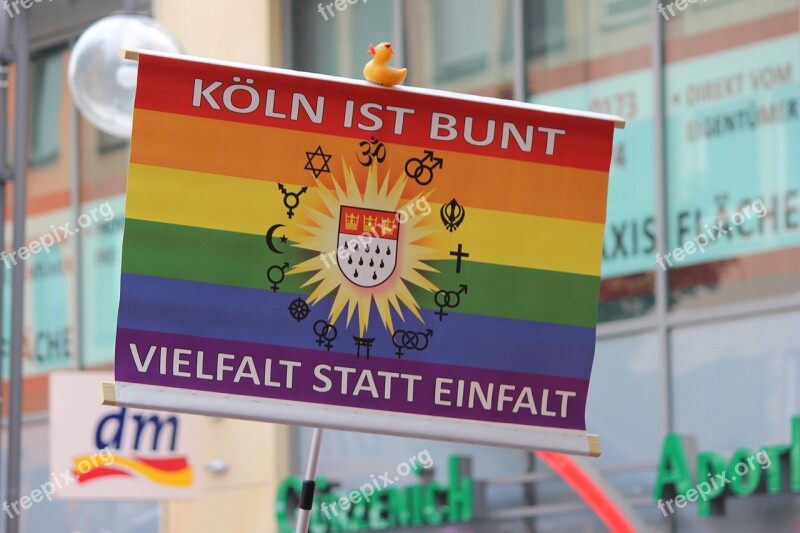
[68, 14, 182, 138]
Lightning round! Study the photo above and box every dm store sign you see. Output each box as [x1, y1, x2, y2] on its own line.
[49, 372, 203, 499]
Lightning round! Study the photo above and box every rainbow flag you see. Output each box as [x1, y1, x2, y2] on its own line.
[114, 51, 618, 455]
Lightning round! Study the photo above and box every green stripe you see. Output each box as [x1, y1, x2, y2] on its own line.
[121, 219, 599, 327]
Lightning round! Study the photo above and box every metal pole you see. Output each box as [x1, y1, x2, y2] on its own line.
[391, 0, 405, 68]
[295, 427, 323, 533]
[651, 0, 672, 437]
[511, 0, 527, 102]
[6, 7, 28, 533]
[0, 1, 12, 506]
[70, 104, 83, 370]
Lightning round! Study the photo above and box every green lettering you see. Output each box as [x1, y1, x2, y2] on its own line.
[696, 451, 726, 517]
[387, 487, 412, 527]
[275, 476, 302, 533]
[447, 456, 474, 522]
[367, 491, 391, 530]
[762, 445, 790, 493]
[310, 478, 332, 533]
[349, 497, 368, 530]
[653, 434, 695, 501]
[407, 484, 425, 525]
[791, 416, 800, 490]
[422, 481, 447, 525]
[729, 448, 762, 496]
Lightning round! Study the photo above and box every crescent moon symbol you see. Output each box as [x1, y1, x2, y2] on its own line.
[266, 224, 286, 254]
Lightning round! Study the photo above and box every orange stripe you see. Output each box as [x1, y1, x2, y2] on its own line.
[130, 109, 610, 224]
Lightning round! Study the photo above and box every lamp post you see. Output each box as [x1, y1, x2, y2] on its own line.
[4, 7, 29, 533]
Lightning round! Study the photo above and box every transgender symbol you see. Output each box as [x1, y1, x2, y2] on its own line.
[441, 198, 466, 232]
[313, 320, 338, 351]
[278, 183, 308, 219]
[434, 284, 468, 320]
[267, 262, 289, 292]
[391, 329, 433, 358]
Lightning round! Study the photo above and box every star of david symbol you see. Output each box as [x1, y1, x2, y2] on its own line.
[305, 145, 332, 179]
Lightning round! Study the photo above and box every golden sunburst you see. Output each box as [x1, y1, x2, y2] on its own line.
[288, 162, 438, 335]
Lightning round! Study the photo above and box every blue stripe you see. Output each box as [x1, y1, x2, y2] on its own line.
[117, 273, 596, 379]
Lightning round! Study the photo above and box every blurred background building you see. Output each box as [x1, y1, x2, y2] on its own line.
[1, 0, 798, 531]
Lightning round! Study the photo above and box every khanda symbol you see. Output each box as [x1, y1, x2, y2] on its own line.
[440, 198, 466, 232]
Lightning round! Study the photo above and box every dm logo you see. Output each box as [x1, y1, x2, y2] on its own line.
[337, 206, 399, 287]
[73, 407, 193, 487]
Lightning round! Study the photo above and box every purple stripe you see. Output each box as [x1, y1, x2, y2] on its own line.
[115, 327, 588, 430]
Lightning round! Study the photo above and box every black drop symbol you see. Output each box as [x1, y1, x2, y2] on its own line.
[347, 256, 353, 265]
[354, 243, 359, 251]
[376, 245, 381, 254]
[379, 259, 384, 268]
[358, 257, 364, 266]
[386, 248, 391, 256]
[354, 269, 359, 278]
[372, 271, 377, 280]
[365, 244, 370, 253]
[369, 258, 374, 267]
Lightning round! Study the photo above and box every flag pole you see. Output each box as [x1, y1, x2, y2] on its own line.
[295, 427, 324, 533]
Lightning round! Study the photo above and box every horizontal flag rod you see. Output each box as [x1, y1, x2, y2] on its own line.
[117, 48, 626, 129]
[120, 48, 139, 61]
[102, 381, 601, 457]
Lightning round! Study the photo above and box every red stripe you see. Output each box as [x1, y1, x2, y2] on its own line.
[75, 467, 132, 484]
[133, 53, 615, 173]
[536, 451, 637, 533]
[132, 456, 189, 472]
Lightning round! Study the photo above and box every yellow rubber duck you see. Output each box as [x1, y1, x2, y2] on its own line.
[363, 42, 407, 87]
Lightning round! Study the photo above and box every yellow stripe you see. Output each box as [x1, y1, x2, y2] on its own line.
[127, 163, 603, 275]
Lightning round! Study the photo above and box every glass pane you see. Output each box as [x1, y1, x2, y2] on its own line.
[78, 110, 129, 367]
[665, 0, 800, 309]
[404, 0, 514, 96]
[31, 49, 63, 167]
[670, 310, 800, 529]
[527, 0, 656, 322]
[291, 0, 394, 79]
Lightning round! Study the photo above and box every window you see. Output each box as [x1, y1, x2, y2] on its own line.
[30, 49, 64, 167]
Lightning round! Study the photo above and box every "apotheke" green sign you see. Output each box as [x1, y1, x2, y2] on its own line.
[653, 415, 800, 517]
